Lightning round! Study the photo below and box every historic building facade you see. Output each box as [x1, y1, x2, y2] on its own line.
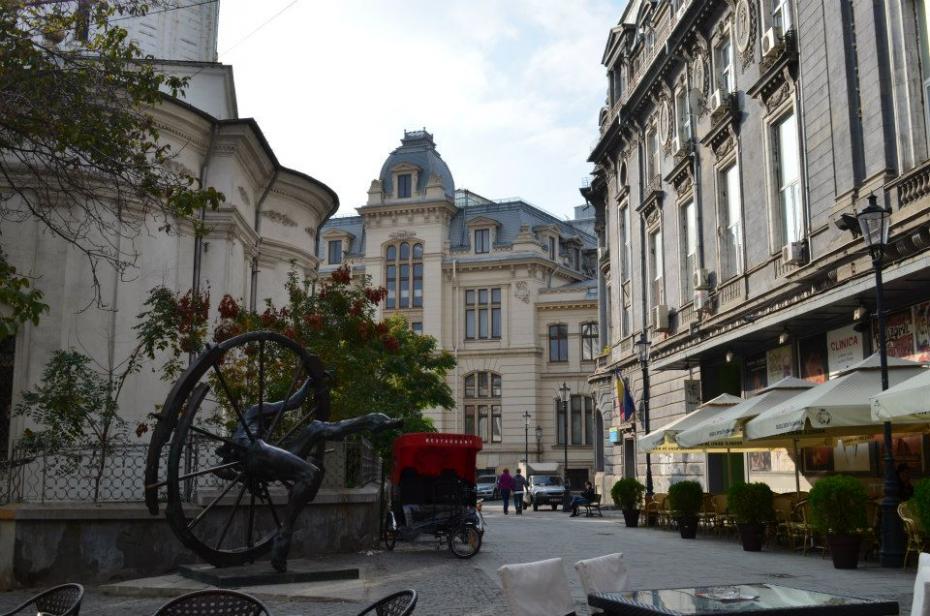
[318, 131, 601, 481]
[585, 0, 930, 495]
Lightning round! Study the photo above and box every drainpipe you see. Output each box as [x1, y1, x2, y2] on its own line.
[684, 54, 706, 270]
[191, 124, 218, 300]
[250, 169, 278, 312]
[452, 258, 459, 434]
[636, 122, 649, 334]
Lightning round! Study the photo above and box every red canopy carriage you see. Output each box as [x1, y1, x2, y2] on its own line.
[390, 433, 483, 485]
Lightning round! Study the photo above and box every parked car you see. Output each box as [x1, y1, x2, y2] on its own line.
[525, 475, 565, 511]
[475, 474, 498, 500]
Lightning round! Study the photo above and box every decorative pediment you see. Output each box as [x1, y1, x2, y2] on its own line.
[747, 32, 799, 114]
[637, 187, 663, 231]
[390, 162, 421, 174]
[702, 115, 738, 162]
[665, 153, 694, 196]
[466, 216, 501, 229]
[321, 227, 355, 240]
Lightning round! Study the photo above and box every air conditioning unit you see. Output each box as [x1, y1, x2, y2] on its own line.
[653, 304, 670, 332]
[761, 27, 783, 60]
[781, 241, 806, 266]
[692, 267, 710, 290]
[709, 89, 726, 115]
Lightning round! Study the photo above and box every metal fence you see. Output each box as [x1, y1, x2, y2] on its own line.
[0, 437, 379, 505]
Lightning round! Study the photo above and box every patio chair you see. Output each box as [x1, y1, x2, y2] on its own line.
[910, 552, 930, 616]
[356, 590, 417, 616]
[644, 493, 666, 527]
[772, 493, 796, 545]
[0, 583, 83, 616]
[711, 494, 734, 535]
[899, 501, 925, 568]
[152, 590, 270, 616]
[499, 557, 576, 616]
[698, 493, 716, 530]
[574, 553, 629, 596]
[787, 500, 815, 555]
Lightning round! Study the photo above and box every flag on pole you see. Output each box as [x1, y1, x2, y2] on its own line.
[615, 371, 636, 422]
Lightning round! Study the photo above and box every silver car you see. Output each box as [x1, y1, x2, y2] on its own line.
[475, 474, 498, 500]
[525, 475, 565, 511]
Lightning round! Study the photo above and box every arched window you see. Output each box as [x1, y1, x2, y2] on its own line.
[385, 242, 423, 309]
[463, 371, 502, 443]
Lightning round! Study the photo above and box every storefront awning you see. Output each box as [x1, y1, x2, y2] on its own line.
[871, 368, 930, 423]
[637, 393, 742, 453]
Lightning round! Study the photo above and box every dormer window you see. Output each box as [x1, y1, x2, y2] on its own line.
[474, 229, 490, 254]
[327, 239, 343, 265]
[548, 236, 557, 260]
[397, 173, 412, 198]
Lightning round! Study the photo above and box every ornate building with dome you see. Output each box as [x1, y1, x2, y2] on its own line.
[318, 130, 602, 482]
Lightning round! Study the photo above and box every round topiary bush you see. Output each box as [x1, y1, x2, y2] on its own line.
[728, 482, 775, 525]
[611, 478, 646, 511]
[808, 474, 868, 535]
[668, 480, 703, 517]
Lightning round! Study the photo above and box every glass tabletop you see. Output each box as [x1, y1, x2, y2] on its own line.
[590, 583, 898, 615]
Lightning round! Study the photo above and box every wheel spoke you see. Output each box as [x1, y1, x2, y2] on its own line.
[246, 489, 256, 550]
[266, 364, 304, 440]
[189, 425, 246, 450]
[216, 484, 247, 550]
[187, 471, 243, 531]
[257, 482, 282, 529]
[211, 363, 255, 442]
[257, 339, 265, 435]
[274, 408, 316, 447]
[146, 461, 242, 491]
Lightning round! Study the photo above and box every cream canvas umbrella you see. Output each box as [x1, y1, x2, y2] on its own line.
[871, 367, 930, 423]
[745, 354, 926, 441]
[638, 393, 743, 453]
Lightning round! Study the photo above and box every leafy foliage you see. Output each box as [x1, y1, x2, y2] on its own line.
[912, 478, 930, 533]
[0, 0, 224, 308]
[611, 478, 645, 511]
[0, 249, 48, 336]
[808, 475, 869, 535]
[727, 482, 775, 525]
[668, 480, 703, 517]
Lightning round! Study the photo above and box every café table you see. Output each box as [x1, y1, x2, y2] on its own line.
[588, 583, 899, 616]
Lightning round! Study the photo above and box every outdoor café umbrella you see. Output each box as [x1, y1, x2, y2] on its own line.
[871, 367, 930, 423]
[637, 393, 743, 453]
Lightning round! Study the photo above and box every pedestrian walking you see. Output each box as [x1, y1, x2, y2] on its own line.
[512, 468, 528, 514]
[498, 468, 514, 514]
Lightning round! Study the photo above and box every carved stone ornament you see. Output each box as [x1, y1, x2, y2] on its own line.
[514, 280, 530, 304]
[261, 210, 297, 227]
[238, 186, 251, 206]
[390, 230, 419, 240]
[645, 204, 661, 229]
[734, 0, 756, 70]
[658, 101, 673, 150]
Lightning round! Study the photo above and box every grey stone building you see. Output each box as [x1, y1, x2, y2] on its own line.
[585, 0, 930, 496]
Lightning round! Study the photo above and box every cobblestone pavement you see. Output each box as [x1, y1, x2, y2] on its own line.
[0, 501, 918, 615]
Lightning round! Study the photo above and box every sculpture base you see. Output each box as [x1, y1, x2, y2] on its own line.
[177, 560, 360, 588]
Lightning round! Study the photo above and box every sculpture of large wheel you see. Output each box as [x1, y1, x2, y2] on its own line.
[146, 331, 329, 567]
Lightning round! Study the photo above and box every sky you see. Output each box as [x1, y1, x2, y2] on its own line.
[216, 0, 626, 220]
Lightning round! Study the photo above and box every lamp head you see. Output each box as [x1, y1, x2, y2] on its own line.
[535, 425, 543, 441]
[634, 333, 651, 364]
[856, 194, 890, 253]
[559, 382, 570, 403]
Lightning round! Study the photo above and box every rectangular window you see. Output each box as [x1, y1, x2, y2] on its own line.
[464, 405, 475, 435]
[675, 88, 690, 143]
[464, 373, 475, 398]
[386, 265, 396, 309]
[649, 230, 664, 308]
[411, 321, 423, 334]
[412, 263, 423, 307]
[491, 405, 502, 443]
[646, 127, 660, 181]
[919, 0, 930, 143]
[719, 163, 743, 279]
[772, 0, 793, 31]
[549, 236, 557, 260]
[556, 400, 566, 445]
[397, 173, 411, 198]
[465, 288, 501, 340]
[327, 239, 342, 265]
[477, 405, 488, 442]
[618, 205, 630, 281]
[570, 395, 582, 445]
[492, 373, 502, 397]
[581, 322, 598, 361]
[680, 200, 696, 303]
[477, 371, 489, 398]
[584, 396, 594, 445]
[474, 229, 490, 254]
[549, 324, 568, 362]
[714, 36, 733, 92]
[774, 112, 803, 245]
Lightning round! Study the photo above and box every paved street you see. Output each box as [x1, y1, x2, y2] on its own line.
[0, 501, 918, 615]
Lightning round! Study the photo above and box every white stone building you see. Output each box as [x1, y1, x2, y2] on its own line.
[318, 131, 602, 484]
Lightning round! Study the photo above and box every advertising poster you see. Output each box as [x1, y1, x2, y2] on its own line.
[875, 309, 915, 359]
[803, 446, 834, 472]
[834, 441, 872, 473]
[914, 301, 930, 362]
[766, 345, 794, 384]
[748, 452, 772, 472]
[875, 433, 923, 472]
[827, 325, 863, 378]
[799, 334, 828, 384]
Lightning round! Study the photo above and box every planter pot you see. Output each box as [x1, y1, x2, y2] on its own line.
[737, 523, 765, 552]
[622, 509, 640, 528]
[827, 534, 861, 569]
[678, 515, 698, 539]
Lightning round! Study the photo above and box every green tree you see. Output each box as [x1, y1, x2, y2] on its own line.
[0, 0, 224, 328]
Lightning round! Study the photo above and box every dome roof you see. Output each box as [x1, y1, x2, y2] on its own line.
[379, 130, 455, 198]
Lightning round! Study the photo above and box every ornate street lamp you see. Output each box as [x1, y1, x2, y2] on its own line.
[559, 382, 571, 507]
[634, 333, 654, 497]
[522, 410, 531, 465]
[857, 195, 902, 567]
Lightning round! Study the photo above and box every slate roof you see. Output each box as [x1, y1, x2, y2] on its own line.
[448, 199, 597, 250]
[379, 130, 455, 199]
[319, 215, 365, 258]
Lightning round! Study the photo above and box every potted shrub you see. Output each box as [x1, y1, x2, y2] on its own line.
[912, 478, 930, 532]
[808, 475, 869, 569]
[728, 482, 774, 552]
[611, 478, 645, 527]
[668, 480, 703, 539]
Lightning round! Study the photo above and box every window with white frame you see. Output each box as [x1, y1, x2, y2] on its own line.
[680, 200, 697, 303]
[714, 34, 734, 92]
[397, 173, 412, 198]
[772, 0, 793, 31]
[646, 126, 660, 181]
[773, 112, 803, 245]
[465, 288, 501, 340]
[556, 395, 594, 445]
[474, 228, 490, 254]
[385, 242, 423, 309]
[649, 229, 664, 308]
[463, 371, 502, 443]
[719, 162, 743, 279]
[581, 322, 599, 361]
[918, 0, 930, 143]
[411, 321, 423, 334]
[548, 236, 557, 260]
[327, 239, 342, 265]
[549, 323, 568, 362]
[618, 205, 631, 281]
[675, 87, 690, 144]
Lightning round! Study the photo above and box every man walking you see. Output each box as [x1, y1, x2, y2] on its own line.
[512, 468, 528, 515]
[498, 468, 514, 515]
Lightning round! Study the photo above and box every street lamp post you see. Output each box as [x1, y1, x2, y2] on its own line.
[634, 333, 654, 498]
[857, 195, 904, 568]
[522, 410, 531, 464]
[535, 425, 543, 462]
[559, 382, 571, 508]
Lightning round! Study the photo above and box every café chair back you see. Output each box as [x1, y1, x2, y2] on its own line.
[356, 589, 417, 616]
[911, 552, 930, 616]
[499, 557, 576, 616]
[574, 553, 629, 597]
[0, 583, 84, 616]
[153, 590, 270, 616]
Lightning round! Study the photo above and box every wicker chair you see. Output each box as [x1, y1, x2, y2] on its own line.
[153, 590, 270, 616]
[357, 590, 417, 616]
[772, 493, 796, 545]
[711, 494, 734, 535]
[698, 493, 716, 530]
[0, 583, 83, 616]
[787, 500, 815, 555]
[899, 501, 925, 568]
[644, 493, 666, 527]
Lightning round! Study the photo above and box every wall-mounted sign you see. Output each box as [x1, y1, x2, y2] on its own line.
[827, 325, 863, 378]
[766, 345, 794, 384]
[914, 301, 930, 362]
[874, 309, 915, 359]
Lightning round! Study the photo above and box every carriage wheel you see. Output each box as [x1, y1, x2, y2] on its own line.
[449, 524, 481, 559]
[161, 331, 329, 568]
